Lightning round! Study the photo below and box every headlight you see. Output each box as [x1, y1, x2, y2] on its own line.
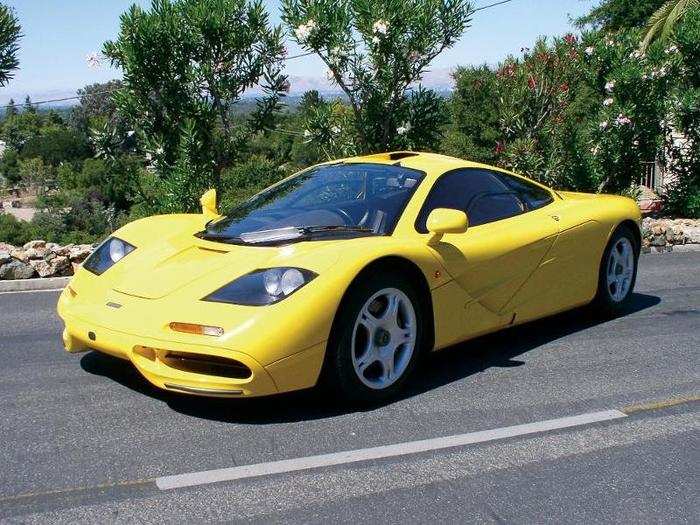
[203, 267, 317, 306]
[83, 237, 136, 275]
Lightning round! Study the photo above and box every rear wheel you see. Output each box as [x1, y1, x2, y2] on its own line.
[593, 225, 639, 317]
[324, 272, 424, 404]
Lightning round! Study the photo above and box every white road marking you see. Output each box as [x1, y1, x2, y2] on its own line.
[156, 409, 627, 490]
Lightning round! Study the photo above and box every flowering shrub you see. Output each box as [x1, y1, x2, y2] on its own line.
[282, 0, 473, 155]
[447, 12, 698, 212]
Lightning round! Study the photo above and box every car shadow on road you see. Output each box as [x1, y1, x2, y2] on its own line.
[80, 292, 660, 424]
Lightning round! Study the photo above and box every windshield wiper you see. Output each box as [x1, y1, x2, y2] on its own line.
[300, 225, 375, 235]
[200, 225, 376, 245]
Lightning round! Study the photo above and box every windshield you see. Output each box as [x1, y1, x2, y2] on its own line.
[204, 163, 424, 243]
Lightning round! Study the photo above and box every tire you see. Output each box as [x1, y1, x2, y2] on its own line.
[592, 224, 639, 318]
[323, 270, 425, 404]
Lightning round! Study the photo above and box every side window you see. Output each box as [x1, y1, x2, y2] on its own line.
[496, 172, 553, 211]
[468, 192, 524, 226]
[415, 169, 521, 232]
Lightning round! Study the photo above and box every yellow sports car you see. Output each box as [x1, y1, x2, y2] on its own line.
[58, 152, 641, 402]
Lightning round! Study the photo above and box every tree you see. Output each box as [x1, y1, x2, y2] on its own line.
[5, 97, 16, 117]
[642, 0, 699, 49]
[0, 3, 20, 87]
[69, 80, 123, 133]
[23, 95, 35, 114]
[576, 0, 666, 31]
[282, 0, 473, 154]
[103, 0, 288, 212]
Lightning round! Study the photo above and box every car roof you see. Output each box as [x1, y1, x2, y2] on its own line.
[342, 151, 497, 181]
[340, 151, 554, 194]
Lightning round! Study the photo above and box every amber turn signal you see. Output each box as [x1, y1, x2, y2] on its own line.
[169, 322, 224, 337]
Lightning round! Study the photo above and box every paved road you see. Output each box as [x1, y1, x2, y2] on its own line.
[0, 252, 698, 523]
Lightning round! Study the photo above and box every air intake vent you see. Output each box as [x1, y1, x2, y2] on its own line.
[388, 151, 419, 160]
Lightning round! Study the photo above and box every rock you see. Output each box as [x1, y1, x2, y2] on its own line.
[685, 226, 700, 244]
[29, 256, 71, 278]
[10, 248, 28, 262]
[0, 251, 11, 265]
[23, 240, 46, 250]
[0, 260, 36, 280]
[52, 244, 72, 256]
[0, 242, 15, 252]
[69, 245, 93, 262]
[651, 235, 667, 247]
[23, 247, 49, 260]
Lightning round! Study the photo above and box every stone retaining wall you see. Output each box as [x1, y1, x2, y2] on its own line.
[0, 240, 94, 280]
[641, 218, 700, 253]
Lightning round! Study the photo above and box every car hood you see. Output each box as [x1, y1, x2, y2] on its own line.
[101, 214, 345, 300]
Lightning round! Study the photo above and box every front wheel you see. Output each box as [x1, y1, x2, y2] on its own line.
[592, 225, 639, 317]
[323, 272, 424, 404]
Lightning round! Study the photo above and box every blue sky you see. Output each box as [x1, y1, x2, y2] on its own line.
[0, 0, 596, 104]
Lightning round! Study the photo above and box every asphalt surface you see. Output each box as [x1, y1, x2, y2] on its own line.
[0, 252, 698, 524]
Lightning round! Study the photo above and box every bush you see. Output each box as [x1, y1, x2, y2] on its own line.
[0, 213, 34, 246]
[219, 155, 288, 212]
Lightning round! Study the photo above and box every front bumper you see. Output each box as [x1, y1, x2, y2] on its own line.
[57, 285, 326, 398]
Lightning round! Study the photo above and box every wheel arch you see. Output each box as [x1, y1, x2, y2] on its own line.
[327, 255, 436, 355]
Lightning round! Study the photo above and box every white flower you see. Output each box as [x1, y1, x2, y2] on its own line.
[642, 73, 649, 80]
[658, 66, 668, 77]
[294, 20, 316, 41]
[397, 122, 411, 135]
[590, 145, 600, 156]
[585, 46, 594, 56]
[330, 125, 341, 135]
[372, 20, 388, 35]
[372, 35, 380, 45]
[604, 37, 614, 46]
[603, 97, 614, 106]
[325, 68, 335, 81]
[126, 130, 135, 137]
[633, 139, 639, 146]
[86, 52, 102, 70]
[599, 121, 608, 130]
[605, 80, 615, 93]
[303, 129, 312, 138]
[629, 49, 644, 59]
[665, 44, 678, 54]
[156, 147, 164, 155]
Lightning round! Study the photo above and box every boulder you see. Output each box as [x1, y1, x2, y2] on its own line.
[23, 240, 46, 250]
[29, 256, 71, 278]
[23, 247, 49, 260]
[0, 251, 11, 265]
[9, 248, 28, 262]
[0, 260, 36, 280]
[685, 226, 700, 244]
[69, 245, 93, 262]
[0, 242, 15, 252]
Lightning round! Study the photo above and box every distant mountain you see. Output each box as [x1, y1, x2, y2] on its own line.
[0, 68, 457, 108]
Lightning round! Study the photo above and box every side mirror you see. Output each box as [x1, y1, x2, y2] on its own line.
[200, 189, 220, 220]
[426, 208, 468, 244]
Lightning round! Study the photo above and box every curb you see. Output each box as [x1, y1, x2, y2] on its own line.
[0, 276, 70, 293]
[642, 244, 700, 254]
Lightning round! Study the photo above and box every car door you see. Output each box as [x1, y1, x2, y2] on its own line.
[416, 168, 560, 338]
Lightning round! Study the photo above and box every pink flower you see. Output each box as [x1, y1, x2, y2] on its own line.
[615, 114, 632, 126]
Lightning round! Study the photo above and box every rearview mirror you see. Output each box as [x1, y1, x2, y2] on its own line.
[426, 208, 468, 244]
[200, 189, 220, 220]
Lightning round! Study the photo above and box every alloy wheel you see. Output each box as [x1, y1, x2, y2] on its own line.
[606, 237, 634, 302]
[351, 287, 417, 390]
